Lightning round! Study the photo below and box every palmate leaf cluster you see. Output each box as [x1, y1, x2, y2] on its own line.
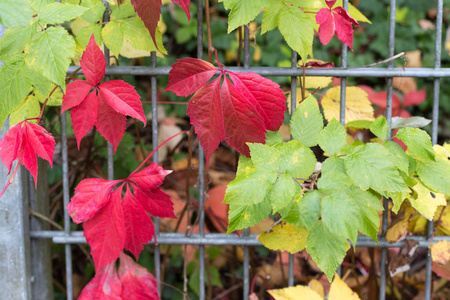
[224, 95, 450, 281]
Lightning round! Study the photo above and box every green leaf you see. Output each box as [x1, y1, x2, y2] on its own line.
[76, 23, 102, 47]
[34, 84, 63, 106]
[278, 5, 314, 60]
[265, 130, 283, 146]
[25, 26, 75, 87]
[290, 95, 323, 147]
[344, 143, 408, 193]
[80, 0, 106, 23]
[103, 0, 116, 5]
[258, 223, 308, 253]
[121, 17, 167, 54]
[111, 1, 136, 20]
[0, 56, 33, 128]
[384, 141, 409, 174]
[38, 3, 88, 24]
[0, 0, 32, 28]
[347, 187, 383, 242]
[9, 94, 41, 126]
[189, 266, 222, 296]
[0, 23, 37, 60]
[318, 171, 353, 191]
[370, 116, 390, 140]
[321, 157, 346, 175]
[250, 140, 317, 180]
[306, 221, 348, 281]
[31, 0, 53, 12]
[417, 158, 450, 195]
[389, 191, 409, 214]
[346, 119, 373, 130]
[298, 190, 321, 230]
[396, 128, 435, 162]
[261, 0, 281, 34]
[227, 198, 272, 233]
[223, 0, 264, 33]
[410, 183, 447, 220]
[102, 21, 123, 57]
[321, 190, 359, 244]
[283, 193, 304, 227]
[269, 173, 301, 215]
[318, 118, 346, 156]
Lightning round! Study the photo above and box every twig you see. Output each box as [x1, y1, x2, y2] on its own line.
[205, 0, 215, 63]
[0, 162, 21, 198]
[134, 120, 145, 161]
[336, 52, 406, 69]
[211, 283, 242, 300]
[237, 26, 243, 67]
[29, 208, 63, 230]
[302, 63, 306, 101]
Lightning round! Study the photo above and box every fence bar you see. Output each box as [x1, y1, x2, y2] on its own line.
[339, 0, 349, 126]
[242, 25, 251, 300]
[67, 66, 450, 78]
[380, 1, 397, 299]
[425, 0, 444, 298]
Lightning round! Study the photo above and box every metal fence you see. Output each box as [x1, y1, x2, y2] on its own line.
[0, 0, 449, 299]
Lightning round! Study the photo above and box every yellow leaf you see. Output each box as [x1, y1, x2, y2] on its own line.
[329, 274, 360, 300]
[386, 204, 414, 243]
[410, 183, 447, 220]
[298, 59, 333, 90]
[437, 206, 450, 236]
[9, 95, 41, 126]
[434, 144, 450, 164]
[431, 241, 450, 265]
[321, 86, 374, 123]
[35, 85, 63, 106]
[308, 279, 324, 298]
[258, 223, 308, 254]
[268, 285, 322, 300]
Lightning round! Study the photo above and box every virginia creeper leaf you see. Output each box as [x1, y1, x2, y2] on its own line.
[222, 0, 264, 33]
[258, 223, 308, 253]
[172, 0, 191, 20]
[290, 95, 323, 147]
[61, 35, 146, 152]
[0, 121, 55, 187]
[25, 26, 75, 87]
[396, 127, 435, 162]
[166, 58, 286, 165]
[129, 0, 161, 48]
[344, 143, 408, 193]
[78, 263, 122, 300]
[118, 253, 159, 299]
[318, 118, 346, 156]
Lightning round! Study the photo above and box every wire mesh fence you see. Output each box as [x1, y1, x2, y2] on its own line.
[0, 0, 449, 299]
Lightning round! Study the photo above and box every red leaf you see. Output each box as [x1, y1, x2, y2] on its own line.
[71, 91, 98, 149]
[358, 85, 401, 109]
[122, 186, 154, 259]
[187, 78, 224, 162]
[221, 76, 266, 157]
[84, 187, 126, 273]
[80, 35, 105, 86]
[403, 89, 426, 106]
[0, 121, 55, 187]
[304, 61, 335, 68]
[96, 90, 127, 153]
[130, 0, 162, 49]
[78, 263, 122, 300]
[172, 0, 190, 20]
[166, 58, 286, 164]
[0, 123, 22, 173]
[118, 253, 159, 300]
[62, 36, 145, 152]
[67, 178, 120, 224]
[99, 81, 146, 125]
[165, 58, 217, 97]
[61, 80, 93, 113]
[316, 6, 359, 50]
[128, 163, 172, 191]
[134, 186, 176, 218]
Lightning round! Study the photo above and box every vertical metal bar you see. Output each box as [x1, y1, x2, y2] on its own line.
[288, 49, 297, 287]
[380, 1, 397, 299]
[197, 1, 205, 298]
[339, 0, 349, 126]
[103, 1, 114, 180]
[242, 25, 251, 300]
[150, 52, 161, 296]
[425, 1, 443, 299]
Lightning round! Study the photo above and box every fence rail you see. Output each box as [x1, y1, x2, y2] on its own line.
[0, 0, 449, 300]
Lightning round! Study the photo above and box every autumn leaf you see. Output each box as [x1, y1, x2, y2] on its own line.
[61, 35, 146, 152]
[321, 86, 374, 123]
[316, 1, 359, 50]
[0, 120, 55, 188]
[78, 263, 122, 300]
[258, 223, 308, 253]
[67, 163, 175, 272]
[118, 253, 159, 299]
[165, 57, 286, 165]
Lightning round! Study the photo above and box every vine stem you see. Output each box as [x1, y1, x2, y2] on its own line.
[129, 130, 188, 177]
[205, 0, 214, 63]
[0, 162, 21, 198]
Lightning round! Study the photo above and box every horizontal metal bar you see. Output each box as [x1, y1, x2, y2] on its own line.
[67, 66, 450, 78]
[30, 231, 450, 248]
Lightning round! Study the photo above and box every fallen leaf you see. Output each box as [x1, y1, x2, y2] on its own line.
[328, 273, 360, 300]
[386, 204, 415, 243]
